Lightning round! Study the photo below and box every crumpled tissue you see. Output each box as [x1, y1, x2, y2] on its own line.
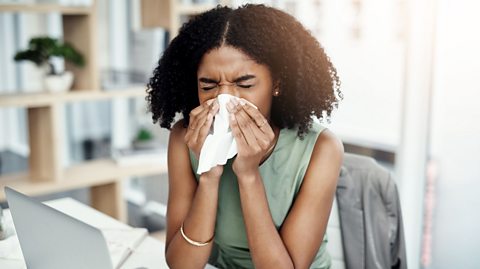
[196, 93, 257, 174]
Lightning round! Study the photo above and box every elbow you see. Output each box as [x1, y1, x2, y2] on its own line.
[263, 257, 294, 269]
[165, 254, 181, 269]
[165, 248, 207, 269]
[165, 246, 173, 269]
[165, 245, 182, 269]
[291, 259, 315, 269]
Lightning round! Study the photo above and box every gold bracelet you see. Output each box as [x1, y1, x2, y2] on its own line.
[180, 222, 214, 247]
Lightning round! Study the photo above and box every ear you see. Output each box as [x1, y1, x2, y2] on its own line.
[272, 80, 280, 96]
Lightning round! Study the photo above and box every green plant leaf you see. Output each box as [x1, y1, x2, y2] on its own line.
[13, 36, 85, 74]
[136, 128, 154, 141]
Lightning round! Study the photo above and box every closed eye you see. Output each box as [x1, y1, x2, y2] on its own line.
[201, 84, 254, 91]
[201, 86, 216, 91]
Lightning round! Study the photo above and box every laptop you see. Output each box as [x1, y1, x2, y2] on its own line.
[5, 187, 116, 269]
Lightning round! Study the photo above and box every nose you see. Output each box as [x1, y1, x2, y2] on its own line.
[216, 82, 239, 97]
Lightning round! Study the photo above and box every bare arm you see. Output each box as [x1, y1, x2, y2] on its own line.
[164, 119, 221, 269]
[237, 130, 344, 269]
[227, 99, 343, 268]
[237, 170, 295, 269]
[279, 129, 343, 268]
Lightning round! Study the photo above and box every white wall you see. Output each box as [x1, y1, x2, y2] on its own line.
[320, 0, 406, 151]
[427, 0, 480, 268]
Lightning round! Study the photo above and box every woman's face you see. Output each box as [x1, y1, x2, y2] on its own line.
[197, 45, 278, 120]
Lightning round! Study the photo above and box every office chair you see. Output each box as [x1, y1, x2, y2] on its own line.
[326, 153, 407, 269]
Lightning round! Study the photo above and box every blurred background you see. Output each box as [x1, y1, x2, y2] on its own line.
[0, 0, 479, 268]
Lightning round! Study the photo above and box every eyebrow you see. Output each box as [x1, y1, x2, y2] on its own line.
[198, 74, 256, 84]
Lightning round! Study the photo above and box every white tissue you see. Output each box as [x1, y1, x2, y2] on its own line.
[196, 94, 258, 174]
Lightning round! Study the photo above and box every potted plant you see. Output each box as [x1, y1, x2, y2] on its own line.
[132, 127, 158, 150]
[14, 36, 85, 93]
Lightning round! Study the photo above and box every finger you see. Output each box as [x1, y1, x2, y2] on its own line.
[198, 104, 218, 141]
[236, 101, 272, 148]
[243, 113, 271, 149]
[238, 98, 270, 133]
[191, 104, 212, 131]
[189, 98, 215, 128]
[239, 102, 274, 144]
[185, 108, 208, 142]
[191, 102, 218, 143]
[189, 98, 215, 120]
[234, 106, 261, 150]
[185, 99, 215, 141]
[229, 111, 248, 152]
[197, 112, 214, 148]
[227, 99, 254, 139]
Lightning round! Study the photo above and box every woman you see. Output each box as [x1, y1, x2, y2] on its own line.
[146, 4, 344, 269]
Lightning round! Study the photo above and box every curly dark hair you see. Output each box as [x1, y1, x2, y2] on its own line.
[146, 3, 342, 139]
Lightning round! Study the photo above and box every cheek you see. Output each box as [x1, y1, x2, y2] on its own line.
[259, 105, 272, 118]
[242, 87, 269, 105]
[242, 98, 270, 118]
[197, 91, 215, 105]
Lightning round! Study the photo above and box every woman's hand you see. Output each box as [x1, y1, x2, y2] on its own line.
[227, 98, 275, 177]
[184, 98, 224, 179]
[185, 98, 218, 159]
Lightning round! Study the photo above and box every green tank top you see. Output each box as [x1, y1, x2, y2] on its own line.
[188, 121, 331, 269]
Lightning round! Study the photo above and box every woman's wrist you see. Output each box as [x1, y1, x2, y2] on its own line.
[199, 173, 221, 188]
[236, 168, 261, 187]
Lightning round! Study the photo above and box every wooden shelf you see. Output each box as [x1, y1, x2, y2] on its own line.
[0, 157, 168, 201]
[0, 0, 158, 221]
[0, 87, 148, 108]
[141, 0, 229, 42]
[0, 3, 92, 15]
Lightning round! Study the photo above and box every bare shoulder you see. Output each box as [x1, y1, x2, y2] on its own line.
[170, 118, 187, 141]
[304, 128, 344, 186]
[168, 119, 191, 171]
[314, 128, 344, 159]
[167, 118, 195, 182]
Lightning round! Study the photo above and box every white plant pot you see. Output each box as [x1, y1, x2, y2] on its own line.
[44, 71, 74, 93]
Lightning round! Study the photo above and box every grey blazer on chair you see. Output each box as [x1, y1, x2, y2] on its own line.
[336, 153, 407, 269]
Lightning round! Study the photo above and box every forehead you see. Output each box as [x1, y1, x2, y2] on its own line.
[197, 46, 259, 76]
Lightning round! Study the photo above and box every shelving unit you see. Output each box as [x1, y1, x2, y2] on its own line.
[141, 0, 230, 41]
[0, 87, 149, 108]
[0, 3, 91, 14]
[0, 2, 99, 91]
[0, 1, 168, 223]
[0, 158, 166, 199]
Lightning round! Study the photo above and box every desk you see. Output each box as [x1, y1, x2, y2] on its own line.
[0, 197, 169, 269]
[0, 196, 344, 268]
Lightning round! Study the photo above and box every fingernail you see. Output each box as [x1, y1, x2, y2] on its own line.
[232, 98, 239, 106]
